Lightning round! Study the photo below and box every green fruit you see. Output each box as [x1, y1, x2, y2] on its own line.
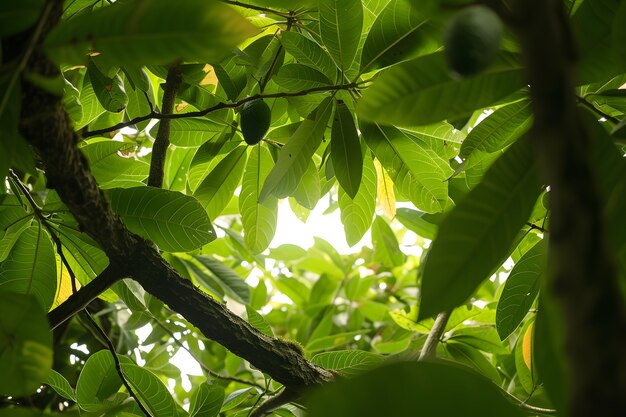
[240, 99, 271, 145]
[443, 5, 503, 77]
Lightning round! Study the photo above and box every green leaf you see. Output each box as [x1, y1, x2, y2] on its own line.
[76, 351, 129, 412]
[496, 239, 545, 340]
[575, 0, 623, 83]
[86, 62, 128, 113]
[51, 221, 109, 286]
[306, 361, 525, 417]
[311, 350, 384, 376]
[279, 31, 337, 79]
[194, 255, 251, 304]
[362, 123, 452, 213]
[45, 369, 77, 402]
[164, 146, 196, 192]
[360, 0, 438, 73]
[0, 291, 52, 397]
[156, 118, 225, 148]
[331, 101, 362, 199]
[448, 327, 509, 355]
[319, 0, 363, 72]
[0, 224, 57, 311]
[419, 138, 542, 320]
[259, 97, 333, 202]
[357, 52, 524, 126]
[45, 0, 258, 66]
[0, 216, 31, 263]
[339, 151, 376, 246]
[80, 140, 149, 186]
[77, 72, 106, 129]
[371, 215, 405, 268]
[459, 98, 532, 159]
[445, 342, 502, 384]
[292, 161, 321, 210]
[395, 208, 437, 240]
[305, 330, 369, 352]
[245, 305, 274, 337]
[240, 146, 278, 254]
[120, 363, 181, 417]
[194, 146, 248, 220]
[189, 383, 225, 417]
[273, 64, 333, 91]
[108, 187, 216, 252]
[0, 0, 43, 37]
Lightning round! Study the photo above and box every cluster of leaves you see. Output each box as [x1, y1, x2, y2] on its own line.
[1, 0, 626, 416]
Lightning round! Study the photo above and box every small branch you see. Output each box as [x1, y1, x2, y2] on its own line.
[9, 170, 81, 292]
[419, 310, 452, 361]
[152, 318, 265, 389]
[47, 265, 124, 330]
[249, 389, 300, 417]
[501, 390, 558, 416]
[83, 83, 361, 138]
[148, 65, 181, 188]
[526, 222, 548, 234]
[83, 311, 153, 417]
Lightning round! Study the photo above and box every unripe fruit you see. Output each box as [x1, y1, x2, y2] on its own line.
[240, 99, 271, 146]
[443, 5, 503, 77]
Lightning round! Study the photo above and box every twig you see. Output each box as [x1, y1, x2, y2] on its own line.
[152, 317, 265, 389]
[148, 65, 181, 188]
[501, 390, 558, 416]
[83, 83, 361, 138]
[8, 171, 78, 291]
[249, 389, 300, 417]
[419, 310, 452, 361]
[82, 311, 153, 417]
[47, 265, 123, 330]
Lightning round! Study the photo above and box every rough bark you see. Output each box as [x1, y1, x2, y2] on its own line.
[511, 1, 626, 415]
[18, 0, 333, 392]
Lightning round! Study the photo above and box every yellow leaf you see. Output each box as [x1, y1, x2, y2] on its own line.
[374, 158, 395, 218]
[522, 321, 533, 369]
[51, 257, 78, 310]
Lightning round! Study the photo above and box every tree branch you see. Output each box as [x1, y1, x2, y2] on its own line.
[82, 83, 361, 138]
[47, 265, 124, 329]
[418, 310, 451, 361]
[148, 65, 181, 188]
[18, 1, 334, 392]
[510, 1, 626, 415]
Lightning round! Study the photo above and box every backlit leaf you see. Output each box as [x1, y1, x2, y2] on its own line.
[419, 138, 542, 320]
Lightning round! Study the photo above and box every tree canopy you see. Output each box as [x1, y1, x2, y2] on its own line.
[1, 0, 625, 416]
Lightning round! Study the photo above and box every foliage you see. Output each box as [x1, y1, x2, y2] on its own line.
[1, 0, 625, 416]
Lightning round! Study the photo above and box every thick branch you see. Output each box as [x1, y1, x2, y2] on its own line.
[148, 65, 181, 188]
[130, 246, 333, 389]
[18, 1, 333, 392]
[511, 1, 626, 415]
[418, 310, 451, 361]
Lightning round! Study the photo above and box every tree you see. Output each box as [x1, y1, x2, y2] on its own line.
[1, 0, 625, 416]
